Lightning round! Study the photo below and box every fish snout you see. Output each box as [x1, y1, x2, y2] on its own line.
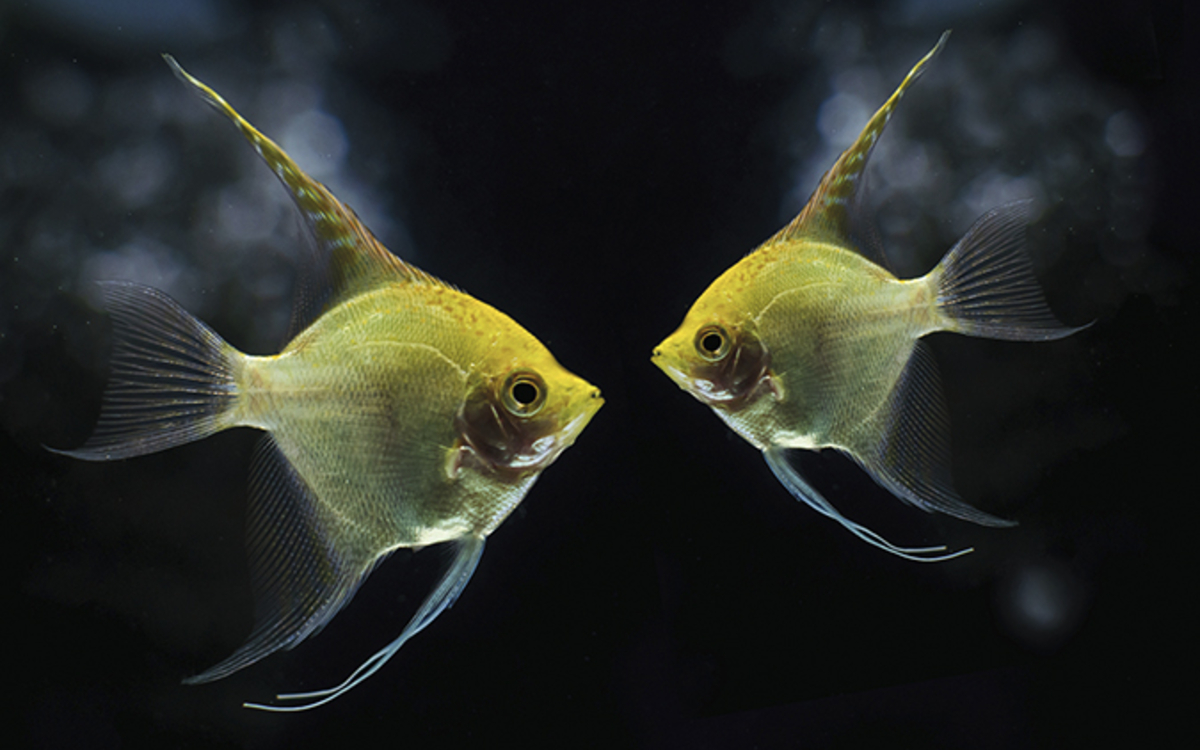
[582, 386, 604, 415]
[568, 382, 604, 428]
[650, 350, 685, 382]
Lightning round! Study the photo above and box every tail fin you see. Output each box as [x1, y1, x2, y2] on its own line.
[50, 281, 241, 461]
[932, 200, 1089, 341]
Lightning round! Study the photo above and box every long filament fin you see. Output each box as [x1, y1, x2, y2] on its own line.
[764, 447, 972, 562]
[244, 535, 486, 712]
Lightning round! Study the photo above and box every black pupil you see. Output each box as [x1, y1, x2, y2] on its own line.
[512, 381, 539, 406]
[702, 333, 723, 353]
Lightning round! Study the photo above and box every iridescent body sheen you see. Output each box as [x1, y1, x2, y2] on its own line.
[55, 57, 602, 710]
[652, 32, 1084, 561]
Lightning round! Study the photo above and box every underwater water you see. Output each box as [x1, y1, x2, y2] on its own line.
[2, 0, 1189, 747]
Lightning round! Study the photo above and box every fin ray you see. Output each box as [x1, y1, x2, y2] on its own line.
[184, 436, 380, 684]
[764, 447, 971, 562]
[933, 199, 1090, 340]
[245, 535, 486, 712]
[767, 31, 951, 250]
[163, 55, 444, 335]
[47, 281, 239, 461]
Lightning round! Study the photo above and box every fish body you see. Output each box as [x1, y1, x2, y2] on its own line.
[238, 282, 595, 547]
[55, 57, 601, 709]
[662, 239, 932, 453]
[652, 32, 1084, 561]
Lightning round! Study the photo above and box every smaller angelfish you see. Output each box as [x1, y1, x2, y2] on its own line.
[52, 57, 602, 710]
[652, 32, 1086, 562]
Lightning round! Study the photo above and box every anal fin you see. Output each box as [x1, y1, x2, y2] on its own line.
[184, 436, 378, 684]
[848, 341, 1016, 528]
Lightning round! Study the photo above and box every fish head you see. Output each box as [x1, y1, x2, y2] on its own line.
[651, 287, 775, 417]
[454, 334, 603, 483]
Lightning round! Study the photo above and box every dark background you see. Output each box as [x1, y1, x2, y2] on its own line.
[3, 0, 1191, 747]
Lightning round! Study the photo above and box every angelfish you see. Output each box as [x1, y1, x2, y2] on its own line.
[54, 57, 602, 710]
[651, 32, 1085, 562]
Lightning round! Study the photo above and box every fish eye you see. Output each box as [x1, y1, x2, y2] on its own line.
[501, 371, 547, 417]
[694, 325, 730, 362]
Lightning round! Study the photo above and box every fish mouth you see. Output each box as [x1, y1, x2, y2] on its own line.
[650, 348, 684, 381]
[651, 349, 704, 398]
[562, 389, 603, 443]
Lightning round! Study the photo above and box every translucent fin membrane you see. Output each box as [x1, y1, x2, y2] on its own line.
[764, 448, 972, 563]
[184, 437, 375, 684]
[244, 535, 486, 712]
[163, 54, 445, 337]
[768, 31, 950, 251]
[851, 342, 1017, 528]
[934, 200, 1091, 341]
[48, 281, 238, 461]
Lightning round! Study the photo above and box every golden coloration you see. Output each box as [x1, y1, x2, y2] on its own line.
[652, 32, 1085, 562]
[54, 57, 602, 710]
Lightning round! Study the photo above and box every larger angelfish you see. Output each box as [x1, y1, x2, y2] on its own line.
[53, 57, 602, 710]
[651, 32, 1085, 562]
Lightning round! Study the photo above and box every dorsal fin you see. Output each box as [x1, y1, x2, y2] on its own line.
[163, 56, 444, 333]
[766, 31, 950, 250]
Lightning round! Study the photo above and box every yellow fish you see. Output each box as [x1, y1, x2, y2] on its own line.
[652, 32, 1084, 562]
[53, 57, 602, 710]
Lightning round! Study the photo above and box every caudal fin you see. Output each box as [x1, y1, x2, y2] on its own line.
[50, 281, 241, 461]
[932, 200, 1088, 341]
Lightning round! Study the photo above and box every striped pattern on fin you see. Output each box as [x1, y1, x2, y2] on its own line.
[847, 340, 1016, 528]
[184, 436, 381, 684]
[767, 31, 950, 250]
[163, 55, 444, 335]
